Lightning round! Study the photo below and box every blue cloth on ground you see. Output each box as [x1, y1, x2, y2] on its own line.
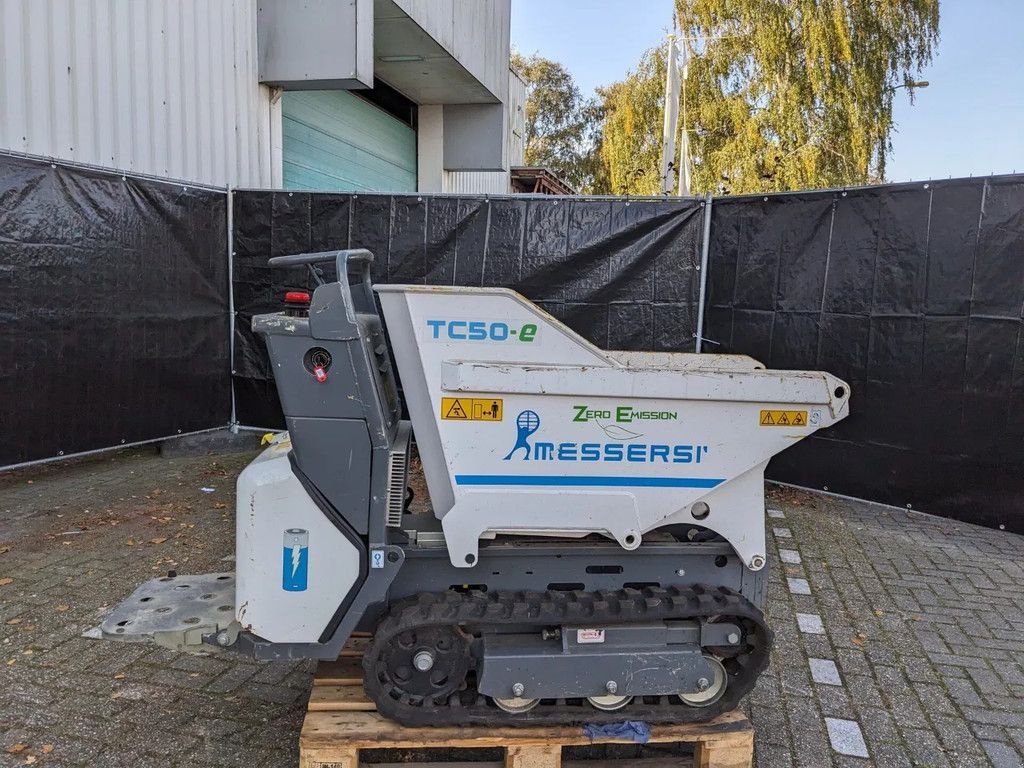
[582, 720, 651, 744]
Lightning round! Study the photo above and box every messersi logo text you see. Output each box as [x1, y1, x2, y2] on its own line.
[425, 319, 538, 342]
[503, 411, 709, 464]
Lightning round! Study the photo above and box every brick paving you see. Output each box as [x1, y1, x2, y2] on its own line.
[0, 448, 312, 768]
[749, 487, 1024, 768]
[1, 448, 1023, 767]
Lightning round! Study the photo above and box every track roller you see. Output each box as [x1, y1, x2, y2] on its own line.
[587, 694, 634, 711]
[678, 656, 728, 707]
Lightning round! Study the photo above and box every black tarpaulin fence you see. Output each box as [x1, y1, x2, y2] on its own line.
[1, 149, 1021, 533]
[704, 178, 1024, 530]
[0, 153, 230, 467]
[230, 191, 706, 428]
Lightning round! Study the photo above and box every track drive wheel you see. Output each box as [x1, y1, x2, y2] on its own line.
[377, 625, 471, 705]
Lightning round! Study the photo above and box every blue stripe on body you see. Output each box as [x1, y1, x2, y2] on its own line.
[454, 475, 724, 489]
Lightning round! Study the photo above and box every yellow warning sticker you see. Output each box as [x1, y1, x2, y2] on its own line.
[759, 410, 808, 427]
[441, 397, 504, 421]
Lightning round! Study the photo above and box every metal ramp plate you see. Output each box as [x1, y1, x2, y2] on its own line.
[100, 572, 236, 651]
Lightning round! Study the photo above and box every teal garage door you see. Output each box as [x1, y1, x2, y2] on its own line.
[282, 90, 417, 192]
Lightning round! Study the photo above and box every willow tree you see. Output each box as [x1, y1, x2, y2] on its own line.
[511, 52, 602, 192]
[599, 1, 939, 195]
[595, 47, 667, 196]
[679, 0, 939, 192]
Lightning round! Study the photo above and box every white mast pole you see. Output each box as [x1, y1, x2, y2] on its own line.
[677, 35, 692, 196]
[659, 34, 681, 195]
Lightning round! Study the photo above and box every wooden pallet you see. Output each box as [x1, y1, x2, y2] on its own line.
[299, 636, 754, 768]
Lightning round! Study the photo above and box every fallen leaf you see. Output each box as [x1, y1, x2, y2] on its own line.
[25, 755, 37, 764]
[0, 578, 13, 587]
[114, 673, 125, 679]
[873, 609, 884, 617]
[6, 618, 22, 625]
[6, 744, 27, 754]
[851, 631, 867, 646]
[213, 502, 227, 509]
[55, 605, 69, 612]
[0, 546, 10, 554]
[41, 745, 54, 754]
[149, 537, 168, 545]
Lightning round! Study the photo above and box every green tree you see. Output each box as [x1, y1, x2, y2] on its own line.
[595, 46, 667, 195]
[512, 52, 602, 192]
[676, 0, 940, 193]
[596, 1, 939, 195]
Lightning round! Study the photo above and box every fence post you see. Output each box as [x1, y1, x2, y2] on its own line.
[694, 192, 714, 353]
[227, 186, 237, 430]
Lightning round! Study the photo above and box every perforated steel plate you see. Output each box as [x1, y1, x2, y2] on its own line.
[100, 572, 236, 650]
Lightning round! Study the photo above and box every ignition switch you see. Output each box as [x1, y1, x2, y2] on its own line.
[304, 347, 332, 384]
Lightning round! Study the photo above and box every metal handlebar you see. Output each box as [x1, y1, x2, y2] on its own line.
[267, 249, 376, 315]
[268, 248, 373, 272]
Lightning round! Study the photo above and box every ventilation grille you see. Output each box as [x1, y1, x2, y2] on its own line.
[385, 447, 408, 528]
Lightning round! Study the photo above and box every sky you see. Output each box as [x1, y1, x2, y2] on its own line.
[510, 0, 1024, 182]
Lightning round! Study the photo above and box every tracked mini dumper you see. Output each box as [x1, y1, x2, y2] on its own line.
[103, 249, 849, 726]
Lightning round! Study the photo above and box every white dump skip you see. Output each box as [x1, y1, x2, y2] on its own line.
[376, 285, 849, 570]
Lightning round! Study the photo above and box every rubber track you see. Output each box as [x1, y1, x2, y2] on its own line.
[362, 585, 772, 727]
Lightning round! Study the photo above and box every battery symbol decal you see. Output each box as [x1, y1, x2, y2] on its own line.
[282, 528, 309, 592]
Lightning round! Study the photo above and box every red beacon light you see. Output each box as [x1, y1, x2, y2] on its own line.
[283, 291, 311, 317]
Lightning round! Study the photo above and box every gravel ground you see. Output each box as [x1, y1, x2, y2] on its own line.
[1, 447, 1023, 767]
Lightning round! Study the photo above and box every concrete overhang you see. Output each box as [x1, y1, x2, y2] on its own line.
[373, 0, 498, 105]
[258, 0, 499, 104]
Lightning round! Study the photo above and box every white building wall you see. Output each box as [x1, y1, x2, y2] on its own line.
[442, 170, 504, 194]
[0, 0, 275, 188]
[443, 68, 525, 194]
[417, 105, 445, 193]
[507, 68, 527, 166]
